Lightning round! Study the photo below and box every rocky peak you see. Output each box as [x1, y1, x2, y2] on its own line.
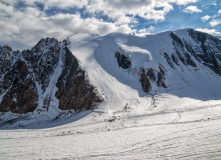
[0, 45, 12, 53]
[20, 38, 61, 92]
[0, 45, 20, 77]
[0, 38, 103, 114]
[31, 37, 59, 53]
[0, 45, 16, 61]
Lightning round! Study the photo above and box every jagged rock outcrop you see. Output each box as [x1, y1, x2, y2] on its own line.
[147, 68, 156, 81]
[139, 66, 167, 93]
[0, 60, 38, 113]
[0, 38, 102, 114]
[22, 38, 60, 92]
[115, 51, 131, 69]
[140, 68, 151, 93]
[171, 54, 179, 66]
[188, 29, 221, 75]
[169, 29, 221, 75]
[157, 67, 167, 88]
[164, 52, 174, 68]
[170, 32, 197, 68]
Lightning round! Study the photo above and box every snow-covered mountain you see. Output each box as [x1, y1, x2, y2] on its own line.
[0, 38, 102, 127]
[0, 28, 221, 129]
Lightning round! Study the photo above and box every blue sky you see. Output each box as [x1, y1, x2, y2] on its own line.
[0, 0, 220, 50]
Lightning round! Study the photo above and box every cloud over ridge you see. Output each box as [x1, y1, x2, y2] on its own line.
[1, 0, 221, 50]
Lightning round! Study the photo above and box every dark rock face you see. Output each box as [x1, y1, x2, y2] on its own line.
[0, 46, 20, 79]
[164, 52, 174, 68]
[55, 44, 102, 111]
[22, 38, 60, 92]
[0, 39, 102, 114]
[147, 68, 156, 81]
[157, 67, 167, 88]
[170, 32, 197, 68]
[115, 51, 131, 69]
[171, 54, 179, 66]
[169, 29, 221, 76]
[140, 67, 167, 93]
[0, 60, 38, 113]
[140, 68, 151, 93]
[188, 29, 221, 75]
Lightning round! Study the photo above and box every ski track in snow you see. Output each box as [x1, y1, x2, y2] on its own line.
[1, 31, 221, 159]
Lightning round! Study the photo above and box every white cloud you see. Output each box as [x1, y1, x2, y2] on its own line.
[25, 0, 88, 9]
[168, 0, 198, 5]
[183, 6, 202, 13]
[0, 0, 17, 5]
[0, 9, 133, 50]
[0, 1, 135, 50]
[218, 9, 221, 14]
[31, 0, 199, 9]
[85, 0, 172, 22]
[196, 28, 221, 35]
[209, 19, 221, 27]
[201, 15, 211, 22]
[8, 0, 198, 23]
[0, 0, 199, 24]
[0, 0, 199, 50]
[137, 25, 155, 36]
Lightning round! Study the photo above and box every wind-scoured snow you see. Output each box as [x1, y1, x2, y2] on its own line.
[0, 29, 221, 159]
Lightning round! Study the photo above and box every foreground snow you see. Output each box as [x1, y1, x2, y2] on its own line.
[1, 95, 221, 159]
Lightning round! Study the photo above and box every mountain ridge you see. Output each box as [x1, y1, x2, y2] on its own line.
[0, 28, 221, 129]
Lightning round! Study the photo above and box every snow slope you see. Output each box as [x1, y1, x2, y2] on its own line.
[0, 29, 221, 159]
[68, 30, 221, 115]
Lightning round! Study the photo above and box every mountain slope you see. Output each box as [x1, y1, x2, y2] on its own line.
[67, 29, 221, 113]
[0, 28, 221, 128]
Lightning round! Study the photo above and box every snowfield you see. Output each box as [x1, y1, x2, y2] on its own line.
[1, 98, 221, 159]
[1, 29, 221, 159]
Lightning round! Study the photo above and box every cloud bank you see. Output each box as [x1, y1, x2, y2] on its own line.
[0, 0, 209, 50]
